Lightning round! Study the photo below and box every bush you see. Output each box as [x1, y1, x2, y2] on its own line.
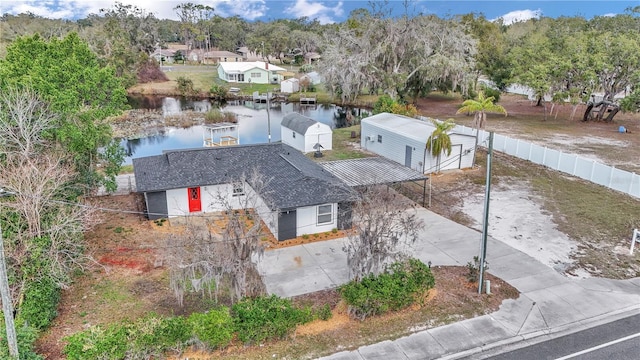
[232, 295, 313, 344]
[64, 315, 192, 360]
[299, 64, 314, 73]
[18, 277, 60, 330]
[176, 76, 197, 97]
[137, 60, 169, 83]
[64, 322, 129, 360]
[204, 109, 237, 124]
[0, 319, 42, 360]
[339, 259, 435, 320]
[209, 83, 227, 99]
[128, 314, 192, 357]
[480, 84, 501, 102]
[188, 308, 234, 349]
[316, 304, 333, 321]
[373, 95, 418, 117]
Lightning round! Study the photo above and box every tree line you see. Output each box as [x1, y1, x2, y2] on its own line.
[2, 3, 639, 117]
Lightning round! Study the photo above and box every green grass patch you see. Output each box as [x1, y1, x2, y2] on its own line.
[311, 125, 371, 162]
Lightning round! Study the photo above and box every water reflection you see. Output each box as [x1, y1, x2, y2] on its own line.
[121, 96, 368, 164]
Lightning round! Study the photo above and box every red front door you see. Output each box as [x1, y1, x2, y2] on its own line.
[188, 187, 201, 212]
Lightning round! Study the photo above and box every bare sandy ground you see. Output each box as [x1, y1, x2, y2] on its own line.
[461, 182, 590, 278]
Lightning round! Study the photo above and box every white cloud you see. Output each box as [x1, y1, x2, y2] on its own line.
[0, 0, 268, 20]
[284, 0, 344, 24]
[602, 13, 617, 18]
[492, 9, 542, 25]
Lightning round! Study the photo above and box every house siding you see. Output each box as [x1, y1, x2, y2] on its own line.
[296, 203, 337, 237]
[361, 116, 475, 173]
[145, 192, 167, 220]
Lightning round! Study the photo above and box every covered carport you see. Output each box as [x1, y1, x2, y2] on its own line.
[320, 157, 429, 206]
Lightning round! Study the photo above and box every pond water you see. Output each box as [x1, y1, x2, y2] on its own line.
[121, 96, 366, 164]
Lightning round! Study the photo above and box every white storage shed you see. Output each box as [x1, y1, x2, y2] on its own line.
[281, 113, 332, 153]
[361, 113, 476, 174]
[280, 78, 300, 93]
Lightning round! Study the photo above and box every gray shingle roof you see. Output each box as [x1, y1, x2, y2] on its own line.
[133, 143, 356, 210]
[281, 113, 318, 134]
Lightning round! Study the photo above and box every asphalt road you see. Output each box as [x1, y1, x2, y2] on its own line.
[466, 313, 640, 360]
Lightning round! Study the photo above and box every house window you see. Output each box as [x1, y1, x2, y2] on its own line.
[251, 72, 261, 78]
[292, 131, 296, 138]
[317, 204, 333, 225]
[232, 182, 245, 197]
[377, 135, 382, 143]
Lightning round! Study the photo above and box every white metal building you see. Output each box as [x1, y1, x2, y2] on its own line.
[281, 113, 333, 153]
[361, 113, 476, 174]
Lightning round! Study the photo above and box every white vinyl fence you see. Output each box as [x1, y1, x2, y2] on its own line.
[454, 125, 640, 199]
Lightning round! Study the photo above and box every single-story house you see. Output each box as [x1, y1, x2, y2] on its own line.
[203, 50, 244, 64]
[280, 78, 300, 93]
[361, 113, 476, 174]
[218, 61, 285, 84]
[133, 143, 354, 241]
[150, 49, 176, 64]
[281, 113, 332, 153]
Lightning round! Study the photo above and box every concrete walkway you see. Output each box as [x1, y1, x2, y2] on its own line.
[257, 208, 640, 360]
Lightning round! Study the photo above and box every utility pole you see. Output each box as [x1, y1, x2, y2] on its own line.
[266, 92, 271, 143]
[478, 132, 493, 295]
[0, 223, 19, 358]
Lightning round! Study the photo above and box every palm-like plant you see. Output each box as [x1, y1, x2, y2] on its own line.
[456, 91, 507, 130]
[456, 91, 507, 166]
[426, 118, 456, 173]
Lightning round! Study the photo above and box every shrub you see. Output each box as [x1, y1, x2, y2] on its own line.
[137, 60, 169, 83]
[188, 308, 234, 349]
[64, 315, 192, 360]
[466, 256, 488, 283]
[316, 304, 333, 321]
[232, 295, 313, 344]
[209, 83, 227, 99]
[176, 76, 197, 97]
[64, 322, 129, 360]
[480, 84, 501, 102]
[299, 64, 314, 73]
[339, 258, 435, 320]
[18, 276, 60, 330]
[204, 109, 237, 124]
[0, 319, 42, 360]
[128, 314, 192, 357]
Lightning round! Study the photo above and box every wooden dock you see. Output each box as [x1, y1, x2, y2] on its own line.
[300, 95, 317, 104]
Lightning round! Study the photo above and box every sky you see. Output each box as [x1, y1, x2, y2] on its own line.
[1, 1, 638, 25]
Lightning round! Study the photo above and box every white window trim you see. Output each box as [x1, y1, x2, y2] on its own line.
[317, 204, 333, 225]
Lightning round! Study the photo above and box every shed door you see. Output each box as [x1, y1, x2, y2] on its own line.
[278, 210, 297, 241]
[187, 187, 202, 212]
[405, 145, 412, 167]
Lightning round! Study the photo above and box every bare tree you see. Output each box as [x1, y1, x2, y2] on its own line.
[165, 170, 270, 305]
[0, 88, 97, 302]
[344, 185, 425, 281]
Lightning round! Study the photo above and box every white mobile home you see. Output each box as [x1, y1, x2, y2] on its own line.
[281, 113, 333, 153]
[361, 113, 476, 173]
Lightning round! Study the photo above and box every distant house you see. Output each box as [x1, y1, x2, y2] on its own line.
[203, 50, 244, 64]
[280, 78, 300, 93]
[361, 113, 476, 173]
[133, 143, 354, 241]
[281, 113, 332, 153]
[150, 49, 176, 64]
[217, 61, 286, 84]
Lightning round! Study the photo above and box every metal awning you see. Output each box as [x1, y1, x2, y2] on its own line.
[320, 157, 427, 187]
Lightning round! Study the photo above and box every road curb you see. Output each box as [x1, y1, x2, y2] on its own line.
[438, 305, 640, 359]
